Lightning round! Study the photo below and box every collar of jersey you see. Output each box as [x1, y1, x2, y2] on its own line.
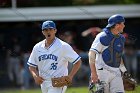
[43, 37, 57, 50]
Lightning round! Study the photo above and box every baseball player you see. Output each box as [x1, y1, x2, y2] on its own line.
[27, 20, 81, 93]
[89, 14, 127, 93]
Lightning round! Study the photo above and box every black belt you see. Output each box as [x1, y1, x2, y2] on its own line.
[98, 68, 103, 70]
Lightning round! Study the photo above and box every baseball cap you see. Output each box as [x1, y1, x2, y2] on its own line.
[106, 14, 125, 28]
[42, 20, 56, 30]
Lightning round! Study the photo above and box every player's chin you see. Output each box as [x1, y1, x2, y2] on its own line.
[46, 36, 54, 40]
[46, 37, 51, 39]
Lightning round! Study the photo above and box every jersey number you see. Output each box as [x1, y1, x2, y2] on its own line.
[50, 63, 58, 70]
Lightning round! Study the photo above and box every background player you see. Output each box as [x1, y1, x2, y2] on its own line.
[27, 20, 81, 93]
[89, 14, 127, 93]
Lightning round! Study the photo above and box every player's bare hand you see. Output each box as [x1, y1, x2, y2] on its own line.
[90, 73, 98, 83]
[34, 76, 45, 85]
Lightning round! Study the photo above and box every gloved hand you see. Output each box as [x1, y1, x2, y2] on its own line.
[123, 71, 131, 78]
[122, 71, 137, 91]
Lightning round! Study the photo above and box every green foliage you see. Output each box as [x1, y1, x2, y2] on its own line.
[1, 0, 140, 8]
[16, 0, 72, 7]
[35, 0, 140, 6]
[73, 0, 140, 5]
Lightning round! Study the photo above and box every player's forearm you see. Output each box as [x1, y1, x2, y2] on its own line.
[89, 62, 97, 75]
[29, 66, 39, 78]
[69, 59, 81, 78]
[120, 57, 124, 64]
[119, 57, 127, 73]
[88, 50, 97, 75]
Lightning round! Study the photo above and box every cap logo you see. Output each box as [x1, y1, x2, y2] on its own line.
[42, 21, 56, 30]
[47, 24, 50, 27]
[117, 44, 121, 47]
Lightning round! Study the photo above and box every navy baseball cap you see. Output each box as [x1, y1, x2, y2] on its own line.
[42, 20, 56, 30]
[106, 14, 125, 28]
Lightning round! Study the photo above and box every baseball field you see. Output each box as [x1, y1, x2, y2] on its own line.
[0, 86, 140, 93]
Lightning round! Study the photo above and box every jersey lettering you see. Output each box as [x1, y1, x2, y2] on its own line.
[38, 54, 58, 61]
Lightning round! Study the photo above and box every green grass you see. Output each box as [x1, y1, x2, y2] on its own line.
[0, 86, 140, 93]
[67, 86, 140, 93]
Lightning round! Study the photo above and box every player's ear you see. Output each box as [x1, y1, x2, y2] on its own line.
[54, 29, 57, 33]
[42, 31, 45, 35]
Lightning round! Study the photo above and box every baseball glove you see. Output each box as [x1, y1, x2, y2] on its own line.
[123, 72, 137, 91]
[89, 81, 105, 93]
[51, 76, 72, 87]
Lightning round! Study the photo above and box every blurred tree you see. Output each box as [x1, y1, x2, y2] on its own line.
[16, 0, 72, 7]
[73, 0, 140, 5]
[94, 0, 134, 4]
[1, 0, 140, 8]
[41, 0, 72, 6]
[0, 0, 11, 7]
[73, 0, 96, 5]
